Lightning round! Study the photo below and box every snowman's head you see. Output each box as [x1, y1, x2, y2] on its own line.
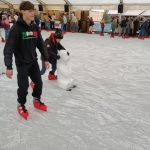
[58, 50, 70, 62]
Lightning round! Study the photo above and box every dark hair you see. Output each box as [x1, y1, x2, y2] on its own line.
[15, 12, 18, 16]
[19, 1, 35, 10]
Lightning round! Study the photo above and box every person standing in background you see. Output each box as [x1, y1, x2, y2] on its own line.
[0, 11, 4, 21]
[148, 20, 150, 37]
[124, 17, 131, 38]
[88, 17, 94, 34]
[48, 13, 52, 29]
[122, 17, 128, 38]
[51, 13, 56, 29]
[41, 13, 45, 29]
[44, 13, 51, 30]
[100, 19, 105, 36]
[78, 19, 82, 32]
[8, 14, 11, 23]
[119, 17, 126, 37]
[0, 16, 5, 42]
[115, 17, 119, 35]
[111, 19, 117, 38]
[66, 13, 69, 31]
[34, 15, 40, 27]
[1, 14, 10, 41]
[130, 17, 134, 37]
[14, 12, 19, 22]
[145, 19, 150, 38]
[63, 13, 67, 33]
[72, 13, 77, 33]
[133, 17, 139, 37]
[0, 11, 5, 42]
[138, 17, 148, 39]
[60, 14, 64, 33]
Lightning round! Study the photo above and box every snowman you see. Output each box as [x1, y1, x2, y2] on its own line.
[57, 50, 76, 91]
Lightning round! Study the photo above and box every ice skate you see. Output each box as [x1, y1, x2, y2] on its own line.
[1, 38, 6, 43]
[66, 88, 72, 91]
[48, 74, 57, 80]
[70, 85, 77, 88]
[33, 100, 47, 112]
[17, 105, 29, 120]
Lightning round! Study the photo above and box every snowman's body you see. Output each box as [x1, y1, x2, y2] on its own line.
[57, 50, 74, 90]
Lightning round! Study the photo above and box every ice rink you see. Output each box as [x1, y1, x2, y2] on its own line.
[0, 30, 150, 150]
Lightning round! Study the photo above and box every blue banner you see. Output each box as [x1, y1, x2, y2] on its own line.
[93, 22, 111, 32]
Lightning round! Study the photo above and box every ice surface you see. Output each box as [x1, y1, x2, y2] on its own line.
[0, 30, 150, 150]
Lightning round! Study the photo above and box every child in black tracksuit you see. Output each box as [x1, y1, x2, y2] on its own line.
[40, 28, 65, 80]
[3, 1, 49, 120]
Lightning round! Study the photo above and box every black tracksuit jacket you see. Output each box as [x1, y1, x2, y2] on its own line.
[4, 16, 49, 70]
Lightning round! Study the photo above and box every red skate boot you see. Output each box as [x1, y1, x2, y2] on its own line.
[138, 36, 142, 39]
[125, 35, 129, 38]
[33, 100, 47, 112]
[17, 105, 29, 120]
[122, 35, 125, 39]
[1, 38, 6, 43]
[48, 74, 57, 80]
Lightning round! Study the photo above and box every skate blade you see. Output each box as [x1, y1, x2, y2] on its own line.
[72, 85, 77, 88]
[48, 78, 57, 80]
[20, 114, 28, 120]
[24, 116, 28, 120]
[70, 85, 77, 89]
[66, 89, 72, 91]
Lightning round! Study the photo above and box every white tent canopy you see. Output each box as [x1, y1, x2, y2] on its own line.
[69, 0, 150, 5]
[122, 10, 144, 16]
[42, 0, 65, 5]
[1, 0, 150, 5]
[1, 0, 150, 10]
[141, 10, 150, 16]
[108, 10, 119, 15]
[5, 0, 39, 5]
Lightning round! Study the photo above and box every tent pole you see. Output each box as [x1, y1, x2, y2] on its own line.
[64, 0, 72, 5]
[36, 0, 46, 5]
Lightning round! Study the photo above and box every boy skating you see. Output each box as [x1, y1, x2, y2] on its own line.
[4, 1, 50, 120]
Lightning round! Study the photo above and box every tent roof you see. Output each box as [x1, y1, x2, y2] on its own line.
[5, 0, 39, 5]
[63, 0, 150, 5]
[1, 0, 150, 5]
[108, 10, 119, 15]
[122, 10, 144, 16]
[141, 10, 150, 16]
